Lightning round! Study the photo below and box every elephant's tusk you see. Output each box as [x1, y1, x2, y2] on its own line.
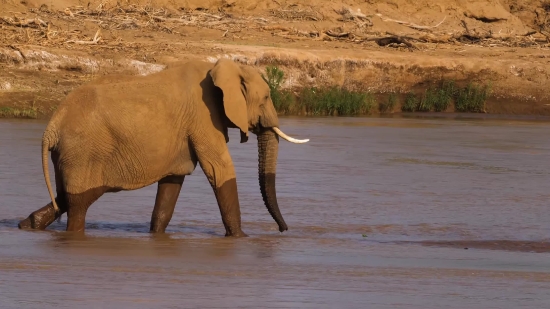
[272, 127, 310, 144]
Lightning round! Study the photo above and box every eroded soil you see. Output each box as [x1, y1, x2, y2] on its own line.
[1, 0, 550, 118]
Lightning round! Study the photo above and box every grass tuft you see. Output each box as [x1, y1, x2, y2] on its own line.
[432, 80, 455, 112]
[379, 92, 397, 113]
[402, 92, 419, 112]
[0, 106, 38, 119]
[263, 66, 375, 116]
[418, 80, 455, 112]
[298, 86, 375, 116]
[401, 80, 489, 113]
[262, 65, 490, 116]
[454, 82, 490, 113]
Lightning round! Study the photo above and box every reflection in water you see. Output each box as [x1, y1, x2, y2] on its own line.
[1, 117, 550, 309]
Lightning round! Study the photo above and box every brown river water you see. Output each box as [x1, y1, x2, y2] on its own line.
[1, 116, 549, 309]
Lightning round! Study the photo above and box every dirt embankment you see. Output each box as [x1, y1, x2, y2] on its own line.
[1, 0, 550, 118]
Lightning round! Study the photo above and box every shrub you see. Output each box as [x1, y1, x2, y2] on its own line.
[262, 66, 295, 114]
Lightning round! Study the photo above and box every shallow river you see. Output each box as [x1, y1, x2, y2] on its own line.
[1, 116, 549, 309]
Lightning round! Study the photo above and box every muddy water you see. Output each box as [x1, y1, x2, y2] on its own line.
[1, 116, 550, 309]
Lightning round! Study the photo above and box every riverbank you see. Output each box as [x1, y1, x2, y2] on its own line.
[1, 0, 550, 119]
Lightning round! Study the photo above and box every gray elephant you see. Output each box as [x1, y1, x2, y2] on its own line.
[18, 58, 309, 237]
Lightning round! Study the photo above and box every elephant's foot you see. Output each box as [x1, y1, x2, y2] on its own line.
[18, 217, 34, 229]
[18, 203, 62, 230]
[225, 228, 248, 237]
[149, 223, 167, 234]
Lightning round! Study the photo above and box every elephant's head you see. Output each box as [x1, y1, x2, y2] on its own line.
[209, 58, 309, 232]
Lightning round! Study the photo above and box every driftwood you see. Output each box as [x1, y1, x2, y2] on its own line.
[325, 29, 350, 38]
[1, 16, 48, 27]
[263, 25, 318, 37]
[371, 36, 418, 49]
[377, 14, 447, 30]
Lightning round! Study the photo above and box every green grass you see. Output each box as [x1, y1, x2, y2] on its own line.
[454, 82, 490, 113]
[379, 92, 397, 113]
[262, 66, 295, 114]
[414, 80, 455, 112]
[297, 86, 375, 116]
[0, 106, 38, 119]
[263, 65, 491, 116]
[401, 80, 489, 113]
[263, 65, 375, 116]
[402, 92, 419, 112]
[432, 80, 455, 112]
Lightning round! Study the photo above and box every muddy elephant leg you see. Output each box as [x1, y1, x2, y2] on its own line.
[65, 187, 106, 232]
[212, 178, 248, 237]
[212, 177, 247, 237]
[150, 175, 185, 233]
[19, 150, 68, 230]
[199, 158, 247, 237]
[18, 196, 68, 230]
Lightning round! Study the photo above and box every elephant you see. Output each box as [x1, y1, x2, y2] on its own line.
[17, 58, 309, 237]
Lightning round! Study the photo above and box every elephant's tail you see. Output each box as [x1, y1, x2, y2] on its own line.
[42, 130, 59, 215]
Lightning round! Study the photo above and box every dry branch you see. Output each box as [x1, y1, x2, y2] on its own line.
[1, 16, 48, 28]
[377, 14, 447, 30]
[196, 12, 223, 20]
[263, 25, 292, 32]
[263, 25, 318, 38]
[66, 29, 101, 44]
[325, 29, 349, 38]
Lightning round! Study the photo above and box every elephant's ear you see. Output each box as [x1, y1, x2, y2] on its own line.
[209, 58, 249, 143]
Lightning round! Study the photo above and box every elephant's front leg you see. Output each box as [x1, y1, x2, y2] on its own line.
[199, 159, 248, 237]
[212, 177, 247, 237]
[150, 175, 185, 233]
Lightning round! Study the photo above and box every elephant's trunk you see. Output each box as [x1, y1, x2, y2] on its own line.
[258, 129, 288, 232]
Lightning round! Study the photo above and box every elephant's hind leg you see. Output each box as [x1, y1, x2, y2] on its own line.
[66, 187, 106, 232]
[18, 196, 68, 230]
[150, 175, 185, 233]
[19, 151, 68, 230]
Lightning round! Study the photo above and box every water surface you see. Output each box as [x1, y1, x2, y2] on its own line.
[1, 116, 549, 308]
